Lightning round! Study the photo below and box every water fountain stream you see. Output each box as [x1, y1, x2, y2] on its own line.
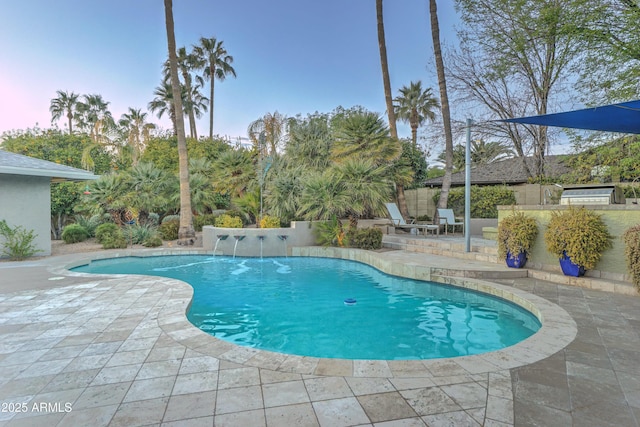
[277, 235, 289, 257]
[213, 235, 229, 255]
[233, 236, 245, 258]
[257, 236, 265, 259]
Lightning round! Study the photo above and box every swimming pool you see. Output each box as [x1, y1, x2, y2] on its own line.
[73, 255, 541, 360]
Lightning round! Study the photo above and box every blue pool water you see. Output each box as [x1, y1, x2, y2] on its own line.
[73, 256, 541, 360]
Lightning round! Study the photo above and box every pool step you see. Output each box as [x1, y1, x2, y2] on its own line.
[383, 234, 500, 264]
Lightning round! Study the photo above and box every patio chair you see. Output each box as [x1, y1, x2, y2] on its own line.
[437, 208, 464, 235]
[384, 203, 439, 236]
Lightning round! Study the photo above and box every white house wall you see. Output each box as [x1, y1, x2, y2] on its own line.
[0, 174, 52, 256]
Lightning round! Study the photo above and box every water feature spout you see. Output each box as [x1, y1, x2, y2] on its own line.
[233, 235, 245, 258]
[213, 234, 229, 255]
[257, 236, 265, 258]
[277, 235, 289, 257]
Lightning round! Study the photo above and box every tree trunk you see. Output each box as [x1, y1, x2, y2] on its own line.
[182, 70, 198, 140]
[209, 67, 215, 139]
[429, 0, 454, 217]
[376, 0, 409, 219]
[164, 0, 195, 244]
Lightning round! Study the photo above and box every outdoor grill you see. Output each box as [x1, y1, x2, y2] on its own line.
[559, 185, 624, 205]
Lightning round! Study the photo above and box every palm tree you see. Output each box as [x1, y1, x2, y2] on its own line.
[125, 162, 170, 224]
[394, 81, 440, 147]
[148, 81, 179, 134]
[193, 37, 236, 139]
[163, 0, 195, 244]
[118, 108, 156, 166]
[333, 158, 393, 228]
[50, 90, 80, 133]
[376, 0, 410, 219]
[248, 111, 288, 156]
[76, 94, 114, 144]
[376, 0, 398, 139]
[212, 149, 256, 198]
[331, 111, 401, 165]
[429, 0, 455, 214]
[163, 47, 207, 139]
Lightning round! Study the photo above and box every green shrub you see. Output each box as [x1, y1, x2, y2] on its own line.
[125, 223, 159, 245]
[260, 215, 281, 228]
[161, 214, 180, 224]
[73, 214, 102, 237]
[315, 217, 347, 247]
[61, 224, 89, 244]
[159, 220, 180, 240]
[347, 227, 383, 250]
[432, 185, 516, 218]
[544, 206, 613, 270]
[95, 223, 120, 244]
[623, 224, 640, 291]
[143, 235, 163, 247]
[497, 210, 538, 259]
[193, 213, 220, 231]
[0, 220, 42, 260]
[214, 214, 243, 228]
[101, 233, 127, 249]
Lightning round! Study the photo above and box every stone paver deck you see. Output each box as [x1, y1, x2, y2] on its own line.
[0, 243, 638, 427]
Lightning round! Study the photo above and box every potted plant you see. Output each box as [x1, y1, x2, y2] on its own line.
[544, 206, 613, 276]
[497, 210, 538, 268]
[623, 224, 640, 291]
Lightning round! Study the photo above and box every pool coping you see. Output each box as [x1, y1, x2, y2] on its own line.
[61, 247, 577, 378]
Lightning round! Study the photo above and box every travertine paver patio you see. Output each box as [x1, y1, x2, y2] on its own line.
[0, 246, 637, 426]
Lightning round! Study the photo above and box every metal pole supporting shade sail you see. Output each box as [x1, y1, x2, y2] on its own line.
[501, 99, 640, 134]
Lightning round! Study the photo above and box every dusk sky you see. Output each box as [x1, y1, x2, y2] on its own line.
[0, 1, 459, 143]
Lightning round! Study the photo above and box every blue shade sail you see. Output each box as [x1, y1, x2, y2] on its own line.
[501, 100, 640, 134]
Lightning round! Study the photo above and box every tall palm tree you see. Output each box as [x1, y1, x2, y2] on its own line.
[429, 0, 454, 213]
[118, 108, 156, 166]
[394, 81, 440, 147]
[163, 0, 195, 244]
[49, 90, 80, 133]
[193, 37, 236, 139]
[376, 0, 398, 139]
[376, 0, 409, 219]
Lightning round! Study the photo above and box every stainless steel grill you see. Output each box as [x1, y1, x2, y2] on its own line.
[559, 186, 623, 205]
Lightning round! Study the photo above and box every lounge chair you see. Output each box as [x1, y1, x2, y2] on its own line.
[437, 208, 464, 235]
[385, 203, 439, 236]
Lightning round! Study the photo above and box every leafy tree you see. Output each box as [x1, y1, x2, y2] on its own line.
[141, 135, 230, 172]
[1, 128, 113, 174]
[401, 139, 428, 189]
[51, 182, 82, 239]
[394, 81, 439, 147]
[163, 0, 195, 244]
[574, 0, 640, 102]
[451, 0, 587, 178]
[193, 37, 237, 139]
[49, 90, 80, 134]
